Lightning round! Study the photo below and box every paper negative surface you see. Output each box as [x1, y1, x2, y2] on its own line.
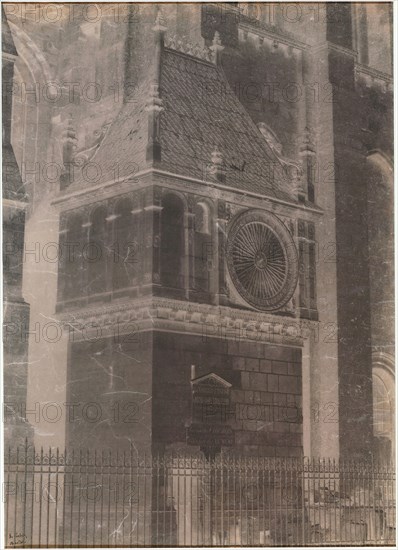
[2, 2, 395, 547]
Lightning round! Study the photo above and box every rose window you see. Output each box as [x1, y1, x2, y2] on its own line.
[226, 210, 298, 311]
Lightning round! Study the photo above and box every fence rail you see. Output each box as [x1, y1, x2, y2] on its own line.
[4, 445, 396, 547]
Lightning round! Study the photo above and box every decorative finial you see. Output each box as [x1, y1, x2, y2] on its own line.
[145, 84, 163, 113]
[211, 146, 223, 166]
[153, 8, 167, 33]
[210, 146, 226, 183]
[145, 83, 163, 163]
[61, 113, 77, 163]
[212, 31, 222, 48]
[299, 126, 316, 154]
[62, 113, 77, 142]
[210, 31, 224, 65]
[60, 113, 78, 189]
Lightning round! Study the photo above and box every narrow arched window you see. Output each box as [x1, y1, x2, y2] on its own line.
[193, 202, 212, 293]
[87, 207, 107, 296]
[373, 374, 393, 438]
[113, 199, 134, 290]
[373, 372, 394, 462]
[160, 194, 184, 289]
[62, 213, 83, 301]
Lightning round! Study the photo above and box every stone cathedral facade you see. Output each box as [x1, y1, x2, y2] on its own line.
[3, 3, 394, 463]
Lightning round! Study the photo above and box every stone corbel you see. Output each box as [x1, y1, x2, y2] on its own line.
[73, 121, 112, 167]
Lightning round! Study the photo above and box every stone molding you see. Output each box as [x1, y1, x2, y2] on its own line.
[355, 63, 393, 92]
[58, 295, 318, 345]
[164, 36, 213, 63]
[238, 20, 308, 52]
[52, 168, 323, 220]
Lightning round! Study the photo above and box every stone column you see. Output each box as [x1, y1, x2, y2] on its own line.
[152, 189, 162, 286]
[216, 200, 230, 306]
[186, 206, 196, 296]
[307, 41, 339, 460]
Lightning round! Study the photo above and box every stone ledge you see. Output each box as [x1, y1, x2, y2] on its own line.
[58, 296, 318, 345]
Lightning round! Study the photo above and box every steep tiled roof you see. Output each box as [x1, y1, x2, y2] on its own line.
[160, 49, 293, 201]
[67, 46, 295, 203]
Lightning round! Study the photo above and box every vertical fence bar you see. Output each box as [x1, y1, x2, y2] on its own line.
[5, 447, 10, 548]
[13, 446, 19, 547]
[163, 454, 167, 547]
[143, 453, 147, 545]
[184, 455, 187, 546]
[54, 448, 59, 547]
[61, 447, 66, 547]
[99, 450, 104, 548]
[92, 449, 97, 548]
[29, 444, 35, 548]
[38, 447, 43, 548]
[301, 458, 304, 545]
[342, 459, 347, 544]
[355, 461, 359, 544]
[129, 449, 133, 548]
[135, 453, 140, 547]
[385, 463, 390, 545]
[122, 452, 125, 545]
[45, 448, 50, 548]
[191, 455, 194, 547]
[79, 449, 84, 546]
[219, 457, 222, 546]
[107, 449, 111, 548]
[114, 450, 118, 546]
[233, 456, 236, 546]
[266, 459, 270, 546]
[156, 453, 159, 545]
[256, 456, 260, 546]
[350, 461, 354, 544]
[22, 443, 27, 548]
[197, 455, 200, 547]
[337, 458, 341, 544]
[84, 449, 89, 546]
[135, 451, 139, 547]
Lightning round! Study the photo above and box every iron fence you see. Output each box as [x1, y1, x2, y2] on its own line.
[4, 444, 396, 547]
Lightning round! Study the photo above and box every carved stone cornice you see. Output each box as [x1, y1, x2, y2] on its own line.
[52, 167, 323, 222]
[355, 63, 393, 92]
[51, 177, 148, 212]
[238, 20, 308, 52]
[355, 63, 392, 84]
[164, 37, 213, 64]
[57, 296, 318, 346]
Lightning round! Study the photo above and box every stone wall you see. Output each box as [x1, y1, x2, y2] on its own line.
[67, 332, 153, 451]
[153, 332, 302, 457]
